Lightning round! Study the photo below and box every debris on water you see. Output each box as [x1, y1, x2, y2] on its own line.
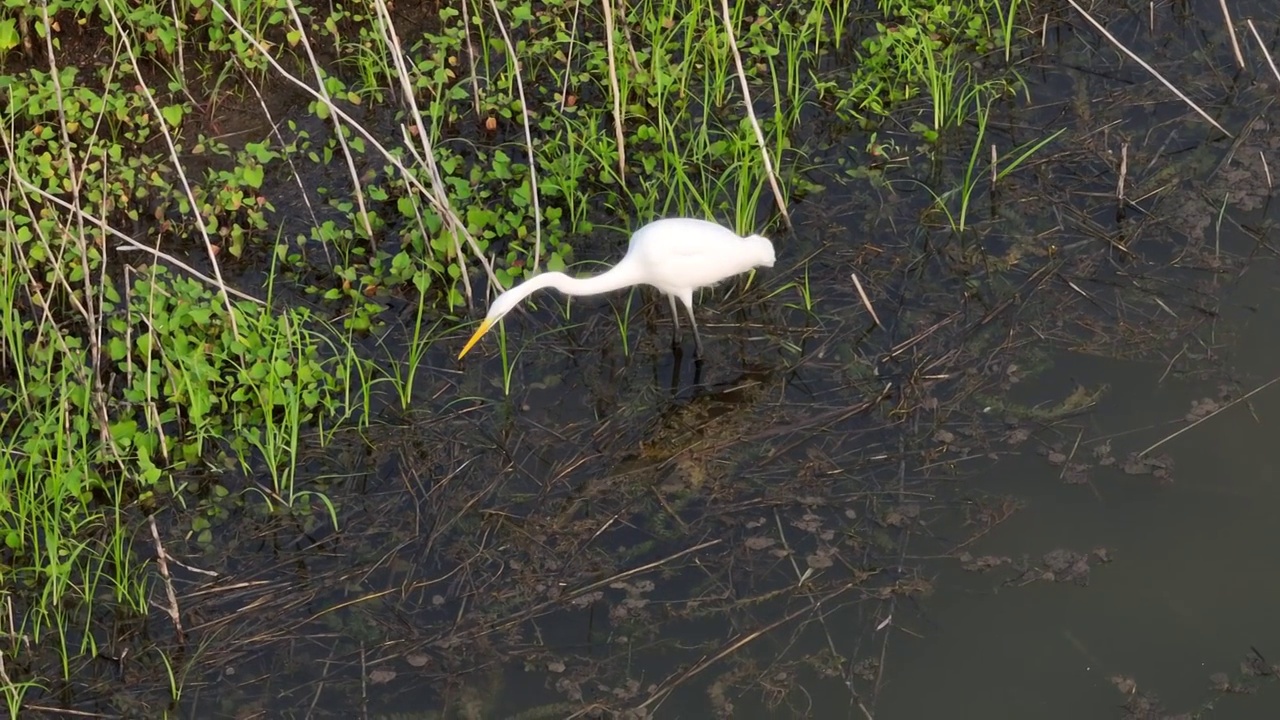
[1042, 549, 1092, 583]
[708, 676, 734, 718]
[1186, 397, 1220, 421]
[968, 497, 1020, 527]
[1003, 425, 1031, 445]
[806, 548, 836, 569]
[1121, 691, 1176, 720]
[612, 678, 641, 700]
[1110, 675, 1137, 695]
[556, 675, 583, 702]
[1240, 649, 1277, 677]
[1007, 548, 1107, 587]
[1110, 675, 1190, 720]
[1121, 453, 1175, 482]
[880, 504, 919, 527]
[1062, 462, 1090, 484]
[1203, 654, 1272, 695]
[958, 552, 1010, 572]
[570, 591, 604, 608]
[1093, 440, 1115, 467]
[852, 658, 879, 681]
[794, 512, 824, 533]
[1108, 650, 1280, 719]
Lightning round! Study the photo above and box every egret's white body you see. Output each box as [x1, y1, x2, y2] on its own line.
[458, 218, 775, 358]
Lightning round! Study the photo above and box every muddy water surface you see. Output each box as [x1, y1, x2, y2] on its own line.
[868, 250, 1280, 716]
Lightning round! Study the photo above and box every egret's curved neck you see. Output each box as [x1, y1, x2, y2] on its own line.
[520, 261, 645, 299]
[485, 259, 648, 322]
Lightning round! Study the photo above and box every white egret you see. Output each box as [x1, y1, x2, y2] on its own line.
[457, 218, 775, 359]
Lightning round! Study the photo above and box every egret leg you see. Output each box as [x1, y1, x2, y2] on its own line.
[669, 343, 683, 392]
[667, 295, 683, 349]
[682, 300, 704, 358]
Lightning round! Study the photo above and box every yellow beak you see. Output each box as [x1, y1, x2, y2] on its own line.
[457, 318, 494, 359]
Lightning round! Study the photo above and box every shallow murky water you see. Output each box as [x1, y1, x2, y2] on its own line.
[869, 245, 1280, 718]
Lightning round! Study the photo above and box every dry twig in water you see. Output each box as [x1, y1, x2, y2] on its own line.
[1139, 374, 1280, 456]
[1217, 0, 1244, 69]
[1066, 0, 1232, 137]
[150, 516, 185, 643]
[851, 271, 882, 327]
[1247, 19, 1280, 86]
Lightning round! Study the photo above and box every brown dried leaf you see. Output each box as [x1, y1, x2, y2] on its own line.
[1109, 675, 1137, 695]
[794, 513, 823, 532]
[961, 554, 1009, 572]
[1005, 426, 1031, 445]
[1186, 398, 1219, 421]
[806, 550, 835, 569]
[852, 658, 879, 681]
[1063, 463, 1090, 484]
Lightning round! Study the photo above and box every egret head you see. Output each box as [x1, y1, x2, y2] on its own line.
[457, 293, 518, 359]
[457, 318, 494, 359]
[746, 234, 776, 268]
[457, 273, 564, 359]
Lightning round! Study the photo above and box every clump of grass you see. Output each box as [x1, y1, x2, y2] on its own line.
[837, 0, 1028, 140]
[914, 94, 1065, 235]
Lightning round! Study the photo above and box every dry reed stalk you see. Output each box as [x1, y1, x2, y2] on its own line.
[15, 178, 264, 304]
[717, 0, 793, 230]
[1140, 374, 1280, 457]
[100, 1, 242, 333]
[1247, 19, 1280, 85]
[1217, 0, 1244, 69]
[284, 0, 375, 250]
[461, 0, 482, 116]
[851, 271, 882, 328]
[150, 515, 186, 643]
[1066, 0, 1232, 137]
[602, 0, 627, 183]
[1117, 141, 1128, 219]
[370, 0, 500, 297]
[488, 0, 544, 270]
